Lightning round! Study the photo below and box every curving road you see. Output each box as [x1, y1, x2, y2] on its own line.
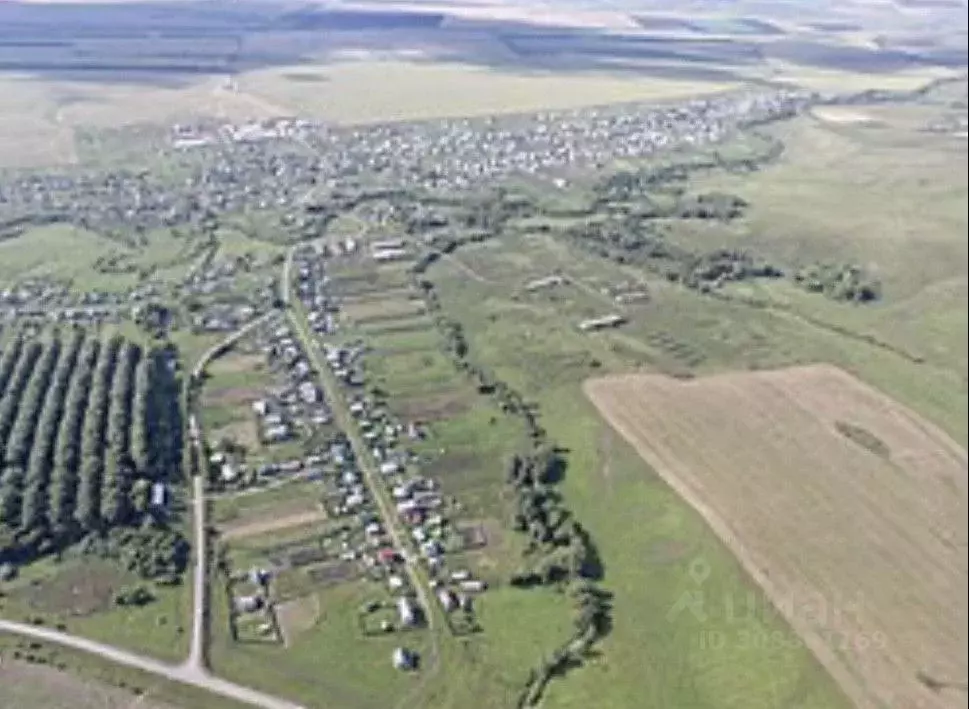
[1, 307, 306, 709]
[0, 618, 305, 709]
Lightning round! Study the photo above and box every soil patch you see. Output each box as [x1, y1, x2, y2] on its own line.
[14, 561, 125, 616]
[221, 509, 328, 541]
[276, 594, 321, 646]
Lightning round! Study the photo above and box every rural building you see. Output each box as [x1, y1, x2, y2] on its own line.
[437, 588, 457, 611]
[397, 596, 419, 627]
[372, 248, 409, 262]
[578, 314, 626, 332]
[459, 579, 487, 593]
[525, 274, 566, 291]
[234, 595, 263, 614]
[371, 238, 405, 251]
[392, 647, 416, 671]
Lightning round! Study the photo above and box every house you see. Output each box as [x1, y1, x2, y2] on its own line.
[249, 567, 271, 586]
[397, 596, 419, 627]
[437, 588, 457, 611]
[459, 579, 487, 593]
[234, 595, 263, 613]
[264, 424, 291, 443]
[220, 463, 238, 483]
[379, 460, 400, 476]
[252, 400, 268, 416]
[373, 248, 409, 262]
[392, 646, 416, 671]
[578, 314, 626, 332]
[377, 548, 398, 565]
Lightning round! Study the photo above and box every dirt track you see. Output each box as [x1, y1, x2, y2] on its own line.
[585, 364, 968, 709]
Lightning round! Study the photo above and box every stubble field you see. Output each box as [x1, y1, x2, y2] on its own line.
[585, 364, 968, 709]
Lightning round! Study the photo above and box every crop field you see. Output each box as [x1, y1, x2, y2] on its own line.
[584, 365, 968, 709]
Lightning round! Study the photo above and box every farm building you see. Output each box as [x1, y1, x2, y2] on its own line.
[578, 314, 626, 332]
[372, 238, 405, 251]
[372, 248, 409, 262]
[525, 274, 566, 291]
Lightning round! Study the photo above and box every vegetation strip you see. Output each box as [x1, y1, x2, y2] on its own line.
[411, 248, 612, 706]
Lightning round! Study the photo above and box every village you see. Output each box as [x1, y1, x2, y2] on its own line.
[0, 88, 813, 238]
[197, 238, 493, 674]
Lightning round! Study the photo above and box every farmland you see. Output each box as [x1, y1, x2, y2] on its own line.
[585, 366, 967, 709]
[0, 0, 965, 706]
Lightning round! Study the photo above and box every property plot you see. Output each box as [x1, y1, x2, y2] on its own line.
[221, 508, 328, 541]
[341, 297, 425, 324]
[585, 365, 968, 709]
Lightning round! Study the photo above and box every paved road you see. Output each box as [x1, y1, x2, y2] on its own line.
[0, 619, 305, 709]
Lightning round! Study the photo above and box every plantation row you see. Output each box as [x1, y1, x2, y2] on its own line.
[0, 330, 181, 557]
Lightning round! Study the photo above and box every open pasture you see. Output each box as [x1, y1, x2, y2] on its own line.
[585, 365, 968, 709]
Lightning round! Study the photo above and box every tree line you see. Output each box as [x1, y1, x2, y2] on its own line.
[409, 252, 612, 707]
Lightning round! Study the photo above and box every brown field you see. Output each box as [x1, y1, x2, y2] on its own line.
[585, 364, 968, 709]
[275, 594, 321, 647]
[396, 389, 473, 420]
[341, 297, 426, 323]
[221, 509, 328, 541]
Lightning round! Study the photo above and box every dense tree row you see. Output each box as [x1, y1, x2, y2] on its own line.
[102, 342, 142, 527]
[0, 340, 59, 529]
[0, 332, 184, 564]
[2, 338, 62, 469]
[0, 341, 43, 465]
[0, 336, 25, 395]
[50, 337, 102, 536]
[76, 335, 122, 531]
[19, 332, 83, 540]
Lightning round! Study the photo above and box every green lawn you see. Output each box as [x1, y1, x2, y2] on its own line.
[0, 558, 191, 663]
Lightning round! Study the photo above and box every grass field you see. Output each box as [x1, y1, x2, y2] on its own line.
[585, 365, 967, 709]
[0, 632, 251, 709]
[0, 659, 179, 709]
